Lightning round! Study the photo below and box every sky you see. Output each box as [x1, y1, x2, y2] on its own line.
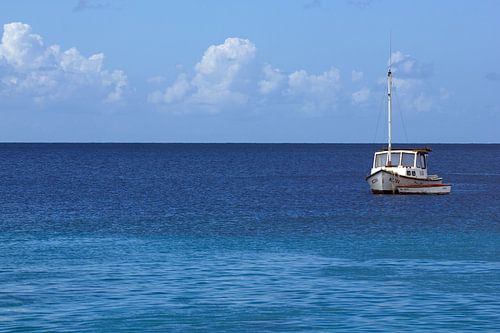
[0, 0, 498, 143]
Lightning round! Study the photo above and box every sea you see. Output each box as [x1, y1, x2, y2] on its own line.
[0, 143, 498, 332]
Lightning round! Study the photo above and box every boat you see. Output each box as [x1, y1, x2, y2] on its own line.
[366, 56, 451, 195]
[397, 183, 452, 195]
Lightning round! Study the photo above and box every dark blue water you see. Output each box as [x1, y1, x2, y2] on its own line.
[0, 144, 499, 332]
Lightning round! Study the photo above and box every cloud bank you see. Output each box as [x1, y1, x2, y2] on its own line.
[0, 22, 126, 106]
[150, 38, 342, 114]
[0, 22, 442, 116]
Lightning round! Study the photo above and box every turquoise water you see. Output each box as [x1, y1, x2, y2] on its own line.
[0, 144, 499, 332]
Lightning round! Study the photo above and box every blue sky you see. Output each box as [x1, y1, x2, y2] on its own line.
[0, 0, 498, 142]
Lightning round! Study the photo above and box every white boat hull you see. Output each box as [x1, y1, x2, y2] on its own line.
[397, 184, 451, 195]
[366, 170, 442, 194]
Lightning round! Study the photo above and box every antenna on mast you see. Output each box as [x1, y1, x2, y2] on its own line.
[389, 30, 392, 69]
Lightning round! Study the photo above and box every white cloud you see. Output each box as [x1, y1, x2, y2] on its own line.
[351, 70, 363, 82]
[147, 75, 167, 85]
[103, 69, 126, 103]
[382, 50, 445, 112]
[390, 51, 431, 78]
[390, 78, 434, 112]
[0, 22, 127, 105]
[258, 64, 342, 112]
[149, 37, 256, 112]
[148, 73, 191, 104]
[258, 64, 286, 94]
[191, 37, 256, 106]
[288, 67, 340, 98]
[276, 67, 340, 113]
[149, 38, 343, 114]
[413, 93, 433, 112]
[0, 22, 46, 69]
[352, 87, 370, 104]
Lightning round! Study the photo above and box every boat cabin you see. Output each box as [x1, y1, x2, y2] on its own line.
[371, 147, 432, 179]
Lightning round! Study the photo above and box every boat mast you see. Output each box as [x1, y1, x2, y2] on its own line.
[387, 38, 392, 165]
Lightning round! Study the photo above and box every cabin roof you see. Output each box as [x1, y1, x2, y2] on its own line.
[376, 147, 432, 153]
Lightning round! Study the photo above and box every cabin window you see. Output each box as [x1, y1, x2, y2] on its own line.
[401, 153, 415, 167]
[389, 152, 400, 166]
[374, 153, 387, 167]
[416, 153, 427, 169]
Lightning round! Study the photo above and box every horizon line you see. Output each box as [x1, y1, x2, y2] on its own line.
[0, 142, 498, 145]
